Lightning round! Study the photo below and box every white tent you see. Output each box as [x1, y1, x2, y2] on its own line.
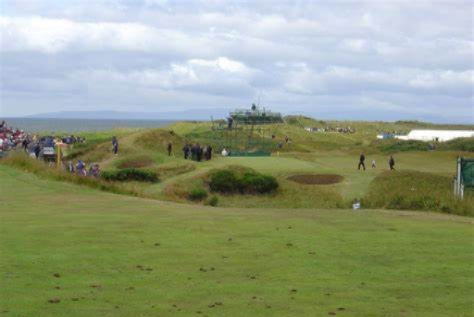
[395, 130, 474, 142]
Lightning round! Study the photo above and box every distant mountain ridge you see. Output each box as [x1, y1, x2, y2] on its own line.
[27, 109, 232, 121]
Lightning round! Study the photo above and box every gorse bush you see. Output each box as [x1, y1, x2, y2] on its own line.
[209, 169, 279, 195]
[362, 171, 474, 217]
[188, 187, 208, 201]
[102, 169, 158, 182]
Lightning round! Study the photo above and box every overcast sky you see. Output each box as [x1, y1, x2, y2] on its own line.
[0, 0, 473, 122]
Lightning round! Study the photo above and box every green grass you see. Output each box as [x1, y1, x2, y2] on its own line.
[363, 171, 474, 216]
[1, 165, 473, 317]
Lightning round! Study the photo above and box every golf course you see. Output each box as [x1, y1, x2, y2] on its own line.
[1, 164, 474, 317]
[1, 117, 474, 317]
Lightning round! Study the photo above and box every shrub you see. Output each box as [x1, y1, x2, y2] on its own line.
[188, 187, 208, 201]
[209, 170, 240, 193]
[240, 172, 279, 194]
[102, 169, 158, 182]
[206, 195, 219, 206]
[209, 169, 279, 195]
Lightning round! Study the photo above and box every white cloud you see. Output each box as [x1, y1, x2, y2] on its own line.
[0, 0, 473, 122]
[283, 65, 473, 96]
[71, 57, 256, 95]
[0, 16, 213, 55]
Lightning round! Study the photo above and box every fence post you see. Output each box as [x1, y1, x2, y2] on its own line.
[456, 157, 463, 199]
[454, 177, 458, 196]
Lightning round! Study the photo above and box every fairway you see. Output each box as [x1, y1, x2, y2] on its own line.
[1, 165, 473, 317]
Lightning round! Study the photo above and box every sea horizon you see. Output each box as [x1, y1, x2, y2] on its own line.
[3, 117, 178, 134]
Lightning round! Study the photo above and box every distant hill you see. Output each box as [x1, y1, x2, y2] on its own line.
[28, 109, 232, 121]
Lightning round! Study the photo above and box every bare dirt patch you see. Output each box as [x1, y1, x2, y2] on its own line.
[288, 174, 343, 185]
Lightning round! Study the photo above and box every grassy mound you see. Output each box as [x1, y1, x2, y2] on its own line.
[136, 129, 184, 152]
[116, 155, 155, 169]
[288, 174, 344, 185]
[66, 141, 112, 162]
[153, 162, 196, 179]
[362, 171, 474, 216]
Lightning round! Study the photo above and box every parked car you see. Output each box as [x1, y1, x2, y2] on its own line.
[39, 136, 56, 161]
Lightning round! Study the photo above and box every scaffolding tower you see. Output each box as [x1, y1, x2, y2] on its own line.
[211, 104, 284, 156]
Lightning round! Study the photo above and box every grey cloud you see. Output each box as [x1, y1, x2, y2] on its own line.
[0, 0, 472, 122]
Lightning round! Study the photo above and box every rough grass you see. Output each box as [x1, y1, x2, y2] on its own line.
[66, 141, 112, 162]
[116, 155, 155, 169]
[373, 139, 431, 153]
[136, 129, 184, 152]
[362, 171, 474, 216]
[0, 152, 148, 198]
[152, 162, 196, 180]
[1, 165, 473, 317]
[438, 137, 474, 152]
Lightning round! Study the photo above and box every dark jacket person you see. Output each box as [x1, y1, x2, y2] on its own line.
[358, 153, 366, 170]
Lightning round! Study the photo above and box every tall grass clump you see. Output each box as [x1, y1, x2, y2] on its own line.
[362, 170, 474, 216]
[188, 187, 208, 201]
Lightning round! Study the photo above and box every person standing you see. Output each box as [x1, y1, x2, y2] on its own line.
[34, 143, 41, 159]
[182, 144, 190, 160]
[67, 161, 75, 173]
[196, 144, 203, 162]
[389, 155, 395, 170]
[22, 138, 29, 152]
[191, 144, 197, 161]
[358, 153, 366, 170]
[206, 145, 213, 160]
[167, 142, 173, 156]
[112, 136, 119, 155]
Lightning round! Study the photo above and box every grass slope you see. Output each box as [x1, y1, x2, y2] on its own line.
[1, 165, 473, 317]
